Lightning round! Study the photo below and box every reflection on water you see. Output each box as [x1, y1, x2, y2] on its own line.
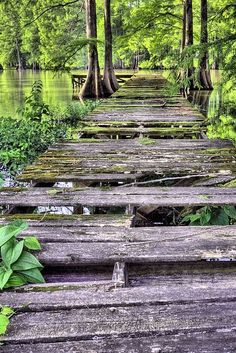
[0, 69, 133, 117]
[0, 69, 235, 142]
[188, 71, 236, 143]
[0, 69, 74, 117]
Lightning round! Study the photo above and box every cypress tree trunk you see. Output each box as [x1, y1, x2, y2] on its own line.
[199, 0, 213, 89]
[15, 38, 23, 70]
[103, 0, 119, 96]
[179, 0, 187, 92]
[185, 0, 195, 89]
[181, 0, 187, 53]
[80, 0, 104, 98]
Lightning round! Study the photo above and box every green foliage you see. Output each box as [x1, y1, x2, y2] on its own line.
[52, 100, 99, 126]
[0, 306, 14, 336]
[0, 220, 44, 290]
[0, 173, 3, 187]
[18, 80, 50, 121]
[0, 0, 87, 69]
[0, 81, 97, 173]
[207, 114, 236, 143]
[0, 116, 66, 172]
[182, 205, 236, 226]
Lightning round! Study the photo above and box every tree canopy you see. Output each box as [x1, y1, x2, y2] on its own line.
[0, 0, 235, 98]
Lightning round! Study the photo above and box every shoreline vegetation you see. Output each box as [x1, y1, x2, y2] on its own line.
[0, 80, 98, 179]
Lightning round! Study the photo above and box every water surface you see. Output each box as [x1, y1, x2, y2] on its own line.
[0, 70, 74, 117]
[0, 69, 235, 142]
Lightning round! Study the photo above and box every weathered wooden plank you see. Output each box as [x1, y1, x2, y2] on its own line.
[0, 213, 132, 230]
[2, 275, 236, 311]
[0, 220, 235, 244]
[90, 110, 204, 117]
[2, 301, 236, 344]
[1, 187, 236, 208]
[17, 141, 236, 182]
[20, 154, 235, 168]
[18, 172, 139, 183]
[33, 147, 236, 159]
[19, 158, 236, 171]
[47, 139, 233, 151]
[17, 160, 235, 183]
[77, 126, 204, 138]
[3, 331, 236, 353]
[87, 114, 204, 121]
[83, 120, 205, 128]
[34, 228, 236, 265]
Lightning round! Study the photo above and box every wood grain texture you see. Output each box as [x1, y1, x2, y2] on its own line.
[1, 186, 236, 207]
[2, 275, 236, 311]
[2, 331, 236, 353]
[1, 74, 236, 352]
[2, 301, 236, 344]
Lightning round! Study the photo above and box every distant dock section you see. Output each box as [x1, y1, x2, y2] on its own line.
[72, 72, 134, 91]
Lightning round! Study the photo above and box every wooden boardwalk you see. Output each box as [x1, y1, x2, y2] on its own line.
[1, 73, 236, 352]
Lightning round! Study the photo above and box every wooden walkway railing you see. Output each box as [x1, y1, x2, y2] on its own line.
[1, 73, 236, 352]
[72, 73, 134, 90]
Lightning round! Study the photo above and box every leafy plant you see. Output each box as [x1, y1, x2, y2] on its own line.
[0, 306, 14, 336]
[0, 117, 66, 173]
[0, 82, 98, 174]
[51, 100, 99, 126]
[182, 205, 236, 226]
[0, 173, 3, 188]
[0, 220, 44, 290]
[18, 80, 50, 121]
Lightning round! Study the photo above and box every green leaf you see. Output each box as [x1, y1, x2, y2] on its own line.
[12, 251, 43, 271]
[0, 221, 28, 247]
[1, 307, 14, 317]
[200, 211, 211, 225]
[211, 209, 229, 226]
[0, 314, 9, 335]
[189, 213, 202, 222]
[1, 239, 24, 268]
[4, 274, 27, 289]
[18, 268, 45, 284]
[23, 237, 41, 251]
[223, 206, 236, 220]
[0, 268, 13, 290]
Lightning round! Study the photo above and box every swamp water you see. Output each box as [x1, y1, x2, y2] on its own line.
[0, 69, 235, 138]
[0, 70, 235, 191]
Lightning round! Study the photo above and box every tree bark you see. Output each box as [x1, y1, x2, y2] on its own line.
[15, 38, 23, 70]
[185, 0, 194, 89]
[199, 0, 213, 90]
[103, 0, 119, 96]
[181, 0, 187, 53]
[80, 0, 104, 98]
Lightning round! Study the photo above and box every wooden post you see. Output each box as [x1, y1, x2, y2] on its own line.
[112, 262, 129, 288]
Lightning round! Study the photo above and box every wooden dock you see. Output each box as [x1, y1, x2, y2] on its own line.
[72, 72, 134, 90]
[1, 73, 236, 352]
